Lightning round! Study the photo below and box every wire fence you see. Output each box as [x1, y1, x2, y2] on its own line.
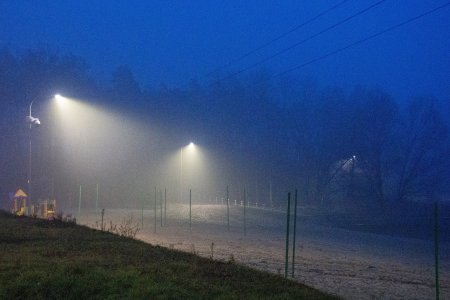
[67, 187, 450, 300]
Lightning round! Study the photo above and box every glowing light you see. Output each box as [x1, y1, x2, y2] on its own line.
[54, 94, 66, 104]
[184, 142, 196, 154]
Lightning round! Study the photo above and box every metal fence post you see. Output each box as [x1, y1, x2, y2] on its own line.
[285, 192, 291, 278]
[434, 201, 440, 300]
[164, 188, 167, 226]
[292, 189, 298, 278]
[95, 183, 99, 214]
[243, 187, 247, 236]
[160, 189, 163, 227]
[189, 189, 192, 231]
[78, 185, 82, 218]
[154, 187, 157, 233]
[227, 185, 230, 231]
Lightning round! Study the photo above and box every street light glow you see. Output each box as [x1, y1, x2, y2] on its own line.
[54, 94, 66, 104]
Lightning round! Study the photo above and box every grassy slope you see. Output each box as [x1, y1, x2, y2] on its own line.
[0, 211, 339, 300]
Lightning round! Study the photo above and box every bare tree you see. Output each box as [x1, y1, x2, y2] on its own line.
[350, 88, 398, 209]
[393, 98, 449, 203]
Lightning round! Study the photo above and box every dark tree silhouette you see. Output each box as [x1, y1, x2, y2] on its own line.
[393, 98, 449, 203]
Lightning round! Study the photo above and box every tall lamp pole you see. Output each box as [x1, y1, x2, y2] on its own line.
[26, 100, 41, 208]
[179, 142, 195, 203]
[180, 147, 183, 202]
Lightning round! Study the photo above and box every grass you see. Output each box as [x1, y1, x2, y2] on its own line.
[0, 210, 339, 300]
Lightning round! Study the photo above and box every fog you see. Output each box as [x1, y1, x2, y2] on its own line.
[0, 50, 449, 216]
[0, 1, 449, 299]
[46, 96, 220, 209]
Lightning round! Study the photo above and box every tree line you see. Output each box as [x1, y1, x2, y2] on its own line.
[0, 49, 448, 214]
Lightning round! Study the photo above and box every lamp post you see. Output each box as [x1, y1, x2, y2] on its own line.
[25, 100, 41, 209]
[179, 142, 195, 202]
[25, 94, 65, 211]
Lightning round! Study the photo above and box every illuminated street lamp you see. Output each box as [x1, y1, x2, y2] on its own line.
[25, 94, 62, 210]
[25, 99, 41, 208]
[54, 94, 66, 103]
[26, 101, 41, 126]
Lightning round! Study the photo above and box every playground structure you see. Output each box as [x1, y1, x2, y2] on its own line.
[11, 188, 56, 219]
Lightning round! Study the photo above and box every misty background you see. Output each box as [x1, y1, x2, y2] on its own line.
[0, 1, 449, 220]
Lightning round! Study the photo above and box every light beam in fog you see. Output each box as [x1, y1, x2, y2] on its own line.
[51, 96, 160, 209]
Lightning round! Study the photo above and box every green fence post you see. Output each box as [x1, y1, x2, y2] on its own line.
[227, 185, 230, 231]
[154, 187, 157, 233]
[78, 185, 82, 218]
[101, 208, 105, 231]
[285, 192, 291, 278]
[189, 189, 192, 231]
[292, 189, 298, 278]
[141, 195, 144, 229]
[160, 189, 163, 227]
[164, 188, 167, 226]
[434, 201, 440, 300]
[95, 183, 99, 214]
[243, 187, 247, 236]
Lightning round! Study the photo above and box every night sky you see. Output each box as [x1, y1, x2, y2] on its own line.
[0, 0, 449, 102]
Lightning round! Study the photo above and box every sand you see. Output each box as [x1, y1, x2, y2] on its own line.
[73, 204, 449, 300]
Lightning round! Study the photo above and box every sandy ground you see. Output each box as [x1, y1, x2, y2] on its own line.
[72, 204, 449, 300]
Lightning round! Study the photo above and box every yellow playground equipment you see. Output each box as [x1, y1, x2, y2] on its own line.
[11, 188, 56, 219]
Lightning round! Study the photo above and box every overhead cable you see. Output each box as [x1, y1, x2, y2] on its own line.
[220, 0, 387, 81]
[275, 2, 450, 77]
[210, 0, 351, 75]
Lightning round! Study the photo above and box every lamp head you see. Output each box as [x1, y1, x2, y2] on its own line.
[55, 94, 66, 104]
[26, 116, 41, 126]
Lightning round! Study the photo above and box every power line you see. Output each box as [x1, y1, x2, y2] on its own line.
[219, 0, 387, 81]
[207, 0, 350, 75]
[275, 2, 450, 78]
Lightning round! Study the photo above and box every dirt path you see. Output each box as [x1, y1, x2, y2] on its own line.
[74, 205, 449, 300]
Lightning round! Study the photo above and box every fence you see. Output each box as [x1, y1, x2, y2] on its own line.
[68, 186, 449, 300]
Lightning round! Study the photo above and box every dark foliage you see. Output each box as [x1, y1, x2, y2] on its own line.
[0, 49, 448, 215]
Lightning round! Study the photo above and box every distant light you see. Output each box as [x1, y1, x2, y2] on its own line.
[189, 142, 194, 147]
